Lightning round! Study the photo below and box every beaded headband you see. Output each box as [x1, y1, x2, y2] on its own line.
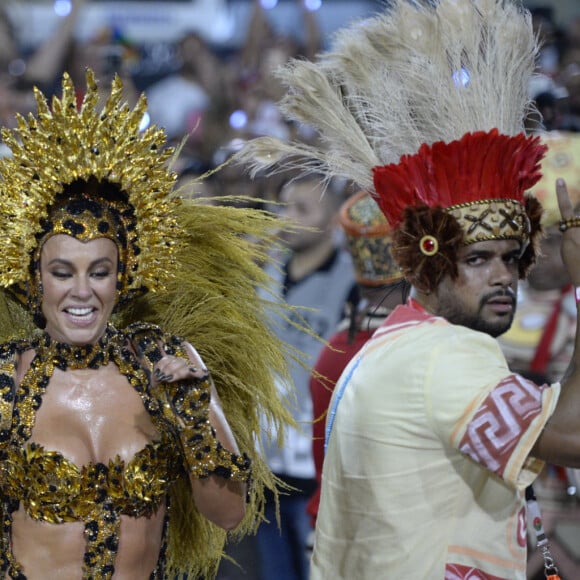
[372, 130, 545, 253]
[0, 70, 180, 313]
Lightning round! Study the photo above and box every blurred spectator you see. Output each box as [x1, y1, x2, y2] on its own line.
[0, 0, 86, 126]
[0, 0, 142, 127]
[497, 132, 580, 579]
[227, 0, 321, 145]
[174, 137, 281, 211]
[526, 73, 568, 133]
[63, 25, 141, 109]
[559, 45, 580, 132]
[531, 7, 564, 79]
[499, 133, 580, 385]
[145, 33, 211, 141]
[256, 173, 355, 580]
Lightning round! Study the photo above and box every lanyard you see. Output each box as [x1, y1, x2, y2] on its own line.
[324, 354, 362, 452]
[526, 485, 561, 580]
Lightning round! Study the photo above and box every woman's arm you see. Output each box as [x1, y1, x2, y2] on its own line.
[153, 342, 249, 531]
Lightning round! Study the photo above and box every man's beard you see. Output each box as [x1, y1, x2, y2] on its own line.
[438, 288, 517, 338]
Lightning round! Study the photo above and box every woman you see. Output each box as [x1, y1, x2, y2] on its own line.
[0, 70, 293, 579]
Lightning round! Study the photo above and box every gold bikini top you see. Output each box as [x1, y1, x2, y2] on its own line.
[1, 440, 180, 523]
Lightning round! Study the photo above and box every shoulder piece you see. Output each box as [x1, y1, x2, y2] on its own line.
[0, 340, 27, 445]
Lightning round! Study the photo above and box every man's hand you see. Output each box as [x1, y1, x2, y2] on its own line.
[556, 178, 580, 287]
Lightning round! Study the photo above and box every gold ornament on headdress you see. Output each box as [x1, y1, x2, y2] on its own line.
[0, 69, 180, 307]
[339, 191, 402, 286]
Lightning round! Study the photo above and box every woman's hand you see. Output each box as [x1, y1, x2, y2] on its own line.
[152, 354, 207, 385]
[150, 353, 212, 437]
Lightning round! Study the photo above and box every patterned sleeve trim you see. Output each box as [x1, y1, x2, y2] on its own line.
[458, 374, 550, 482]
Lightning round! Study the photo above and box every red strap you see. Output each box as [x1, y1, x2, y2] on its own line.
[530, 285, 571, 375]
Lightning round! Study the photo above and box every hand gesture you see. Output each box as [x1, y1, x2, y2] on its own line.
[556, 178, 580, 287]
[151, 354, 213, 435]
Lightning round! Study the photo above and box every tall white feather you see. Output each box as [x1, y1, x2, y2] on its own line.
[235, 0, 538, 192]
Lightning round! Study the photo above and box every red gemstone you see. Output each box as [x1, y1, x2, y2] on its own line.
[422, 238, 435, 252]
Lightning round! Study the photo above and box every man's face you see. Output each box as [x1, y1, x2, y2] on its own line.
[278, 180, 336, 253]
[433, 239, 521, 338]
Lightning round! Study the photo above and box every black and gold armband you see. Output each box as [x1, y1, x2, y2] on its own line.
[161, 375, 252, 482]
[132, 327, 252, 482]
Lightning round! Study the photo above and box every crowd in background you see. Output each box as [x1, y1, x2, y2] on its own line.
[0, 0, 326, 207]
[0, 0, 577, 200]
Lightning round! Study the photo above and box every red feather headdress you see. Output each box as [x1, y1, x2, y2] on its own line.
[372, 129, 547, 245]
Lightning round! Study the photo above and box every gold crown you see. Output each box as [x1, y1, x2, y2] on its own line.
[339, 191, 402, 286]
[0, 69, 180, 306]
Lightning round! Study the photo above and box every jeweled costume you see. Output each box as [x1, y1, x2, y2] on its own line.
[0, 71, 294, 579]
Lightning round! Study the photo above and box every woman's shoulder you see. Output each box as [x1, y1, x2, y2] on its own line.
[0, 336, 35, 360]
[122, 321, 187, 356]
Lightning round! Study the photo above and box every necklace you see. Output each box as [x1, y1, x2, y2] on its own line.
[35, 324, 123, 370]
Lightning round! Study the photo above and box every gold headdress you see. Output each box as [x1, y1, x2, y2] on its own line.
[0, 71, 296, 578]
[339, 191, 402, 286]
[235, 0, 547, 291]
[0, 69, 179, 312]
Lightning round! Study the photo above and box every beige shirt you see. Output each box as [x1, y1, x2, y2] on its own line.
[312, 301, 559, 580]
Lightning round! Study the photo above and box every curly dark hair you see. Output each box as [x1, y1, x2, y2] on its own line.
[518, 194, 544, 278]
[392, 195, 544, 293]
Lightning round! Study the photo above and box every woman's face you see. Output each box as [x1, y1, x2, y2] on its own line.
[40, 235, 118, 346]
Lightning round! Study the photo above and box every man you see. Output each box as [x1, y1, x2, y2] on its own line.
[234, 1, 580, 577]
[256, 173, 355, 580]
[313, 130, 555, 580]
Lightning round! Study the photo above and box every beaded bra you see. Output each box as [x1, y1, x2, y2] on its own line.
[0, 323, 184, 580]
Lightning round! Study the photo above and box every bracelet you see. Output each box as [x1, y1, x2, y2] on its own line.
[559, 217, 580, 232]
[181, 420, 252, 482]
[158, 375, 252, 482]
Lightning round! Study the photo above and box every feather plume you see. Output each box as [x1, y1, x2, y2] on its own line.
[235, 0, 539, 195]
[372, 130, 545, 227]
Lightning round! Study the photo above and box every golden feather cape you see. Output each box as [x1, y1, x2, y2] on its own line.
[0, 71, 296, 578]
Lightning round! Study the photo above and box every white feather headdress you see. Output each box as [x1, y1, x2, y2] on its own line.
[235, 0, 548, 289]
[235, 0, 539, 194]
